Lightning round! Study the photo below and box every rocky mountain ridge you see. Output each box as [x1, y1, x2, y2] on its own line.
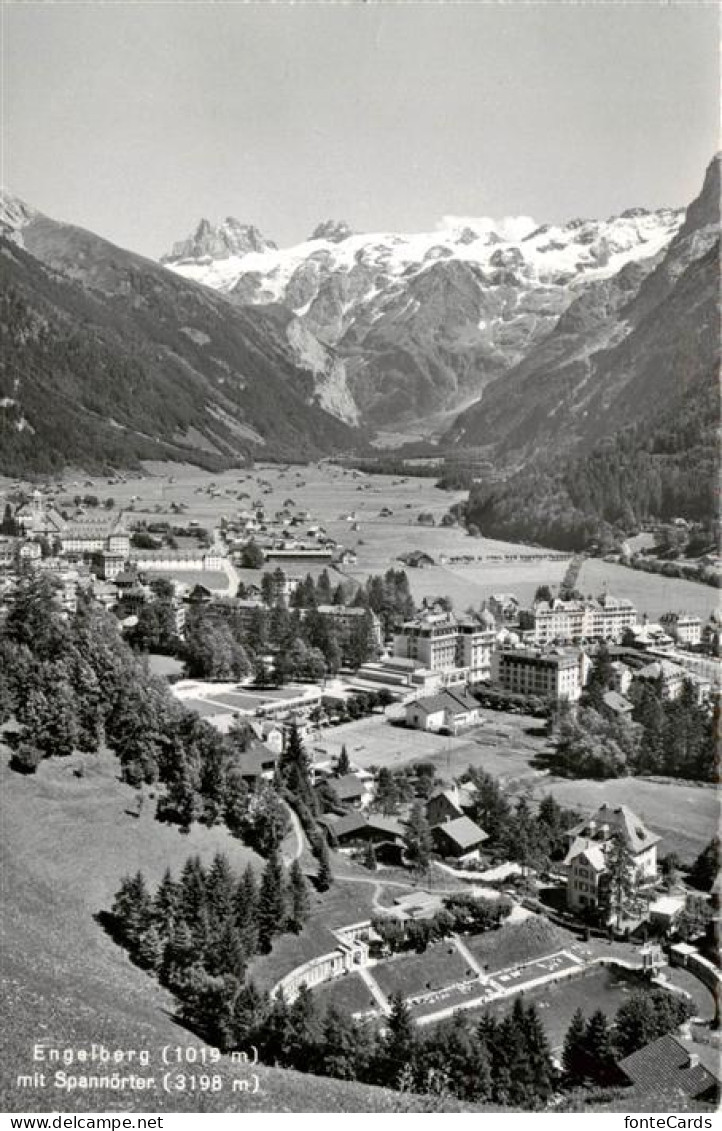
[445, 154, 720, 458]
[161, 204, 684, 429]
[0, 192, 359, 474]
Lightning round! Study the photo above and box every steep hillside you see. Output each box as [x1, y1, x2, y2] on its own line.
[464, 319, 719, 550]
[447, 155, 720, 459]
[0, 199, 361, 475]
[0, 748, 470, 1114]
[162, 207, 682, 429]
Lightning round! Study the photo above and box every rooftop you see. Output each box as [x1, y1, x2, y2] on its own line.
[618, 1034, 720, 1100]
[432, 815, 488, 850]
[567, 804, 660, 854]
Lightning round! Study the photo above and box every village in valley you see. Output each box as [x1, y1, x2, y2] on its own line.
[0, 459, 720, 1108]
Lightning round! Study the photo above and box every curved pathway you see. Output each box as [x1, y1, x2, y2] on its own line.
[281, 802, 305, 864]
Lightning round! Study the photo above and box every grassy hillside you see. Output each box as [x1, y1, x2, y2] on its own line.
[0, 745, 474, 1113]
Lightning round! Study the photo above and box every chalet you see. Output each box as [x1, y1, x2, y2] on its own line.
[405, 688, 481, 733]
[319, 812, 404, 850]
[431, 816, 488, 862]
[425, 783, 476, 827]
[564, 804, 659, 915]
[235, 743, 281, 783]
[618, 1035, 720, 1104]
[326, 773, 367, 806]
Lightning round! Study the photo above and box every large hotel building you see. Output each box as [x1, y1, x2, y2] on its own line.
[533, 595, 637, 644]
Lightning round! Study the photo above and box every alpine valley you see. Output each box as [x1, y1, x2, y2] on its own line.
[0, 156, 718, 549]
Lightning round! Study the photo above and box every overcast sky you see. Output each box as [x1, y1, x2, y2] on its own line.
[3, 2, 719, 259]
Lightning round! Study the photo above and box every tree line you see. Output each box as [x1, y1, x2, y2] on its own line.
[541, 645, 719, 782]
[108, 855, 692, 1108]
[1, 574, 288, 854]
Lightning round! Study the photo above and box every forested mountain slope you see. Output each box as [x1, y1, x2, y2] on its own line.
[0, 205, 359, 475]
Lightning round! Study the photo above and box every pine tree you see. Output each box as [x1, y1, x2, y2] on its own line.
[206, 851, 235, 926]
[235, 864, 259, 954]
[286, 984, 323, 1071]
[153, 867, 180, 939]
[137, 925, 164, 971]
[336, 744, 350, 776]
[279, 721, 313, 804]
[315, 837, 333, 892]
[382, 991, 416, 1088]
[321, 1006, 361, 1081]
[111, 871, 153, 952]
[179, 855, 208, 924]
[403, 800, 433, 873]
[286, 859, 311, 933]
[260, 991, 291, 1065]
[505, 1001, 536, 1106]
[208, 918, 246, 979]
[230, 980, 264, 1047]
[583, 1009, 616, 1087]
[257, 850, 285, 952]
[523, 1001, 555, 1098]
[561, 1007, 587, 1087]
[605, 834, 639, 930]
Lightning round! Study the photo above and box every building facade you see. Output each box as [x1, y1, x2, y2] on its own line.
[660, 612, 703, 648]
[533, 595, 637, 644]
[394, 611, 494, 682]
[564, 804, 659, 915]
[491, 646, 590, 702]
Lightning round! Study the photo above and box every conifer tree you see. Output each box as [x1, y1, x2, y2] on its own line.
[321, 1006, 361, 1081]
[137, 925, 164, 971]
[404, 801, 433, 873]
[235, 864, 259, 955]
[259, 991, 291, 1065]
[286, 984, 324, 1071]
[257, 850, 285, 952]
[583, 1009, 616, 1086]
[208, 918, 246, 979]
[286, 859, 311, 933]
[206, 851, 235, 926]
[315, 836, 333, 892]
[153, 867, 180, 939]
[336, 744, 350, 776]
[605, 834, 639, 930]
[111, 871, 153, 951]
[381, 991, 416, 1088]
[179, 855, 208, 924]
[231, 980, 264, 1046]
[523, 1001, 555, 1098]
[561, 1007, 587, 1087]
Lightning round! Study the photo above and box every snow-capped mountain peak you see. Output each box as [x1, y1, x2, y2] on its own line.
[162, 216, 277, 265]
[309, 219, 354, 243]
[0, 189, 38, 239]
[160, 201, 685, 429]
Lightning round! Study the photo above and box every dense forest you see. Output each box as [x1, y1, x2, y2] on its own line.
[464, 366, 719, 552]
[0, 235, 358, 475]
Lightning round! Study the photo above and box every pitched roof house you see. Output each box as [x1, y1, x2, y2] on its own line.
[564, 805, 660, 915]
[405, 688, 481, 732]
[618, 1034, 720, 1104]
[431, 815, 488, 862]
